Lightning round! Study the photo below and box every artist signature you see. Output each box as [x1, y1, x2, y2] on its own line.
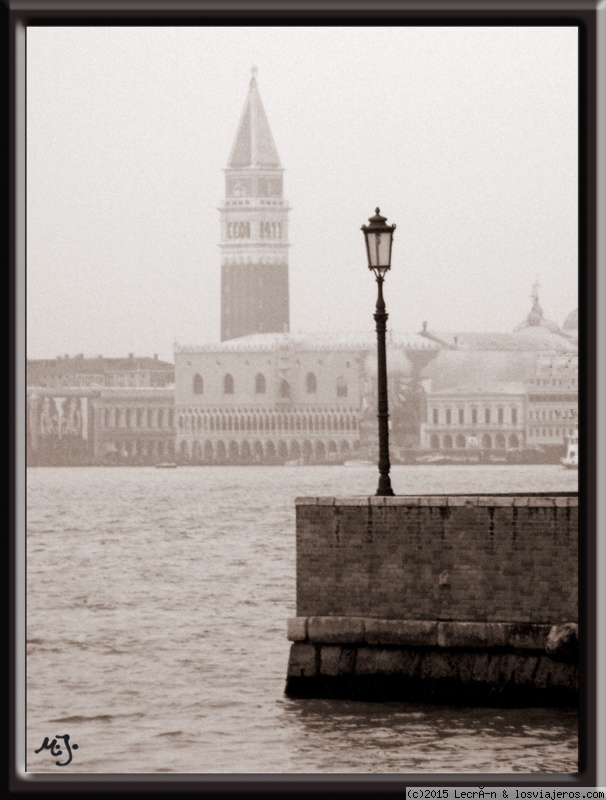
[34, 734, 78, 766]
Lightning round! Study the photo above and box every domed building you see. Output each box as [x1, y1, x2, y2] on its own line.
[514, 281, 562, 335]
[418, 283, 578, 458]
[563, 308, 578, 330]
[562, 308, 578, 340]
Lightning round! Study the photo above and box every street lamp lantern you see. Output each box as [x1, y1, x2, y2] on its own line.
[361, 207, 396, 276]
[362, 207, 396, 497]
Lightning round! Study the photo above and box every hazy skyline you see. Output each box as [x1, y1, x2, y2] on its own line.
[26, 25, 578, 363]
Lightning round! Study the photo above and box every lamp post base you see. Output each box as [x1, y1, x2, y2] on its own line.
[376, 475, 395, 497]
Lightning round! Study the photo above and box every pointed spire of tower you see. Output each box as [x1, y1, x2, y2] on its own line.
[227, 68, 281, 169]
[219, 71, 290, 342]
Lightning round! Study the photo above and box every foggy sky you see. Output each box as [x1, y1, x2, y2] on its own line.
[26, 26, 578, 363]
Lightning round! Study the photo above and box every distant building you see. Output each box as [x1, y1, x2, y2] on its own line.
[526, 354, 578, 450]
[220, 67, 290, 342]
[175, 333, 366, 464]
[92, 388, 176, 464]
[27, 353, 174, 389]
[421, 382, 527, 452]
[418, 293, 578, 457]
[562, 308, 578, 332]
[513, 280, 562, 335]
[27, 388, 97, 466]
[27, 355, 175, 466]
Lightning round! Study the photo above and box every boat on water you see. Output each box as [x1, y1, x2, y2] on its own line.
[560, 427, 578, 469]
[414, 454, 482, 465]
[155, 462, 178, 469]
[415, 454, 447, 464]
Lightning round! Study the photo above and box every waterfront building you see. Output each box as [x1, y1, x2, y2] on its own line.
[27, 355, 176, 466]
[92, 388, 176, 464]
[526, 354, 578, 451]
[418, 294, 578, 457]
[175, 333, 364, 464]
[27, 353, 174, 389]
[27, 388, 98, 466]
[421, 382, 528, 452]
[174, 331, 439, 464]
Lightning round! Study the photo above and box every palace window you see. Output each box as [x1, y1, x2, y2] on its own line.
[306, 373, 317, 393]
[498, 408, 504, 424]
[255, 373, 266, 394]
[224, 374, 234, 394]
[471, 408, 478, 424]
[511, 408, 518, 425]
[445, 409, 452, 425]
[280, 379, 290, 398]
[432, 408, 438, 425]
[485, 408, 491, 424]
[336, 377, 347, 398]
[193, 374, 204, 395]
[458, 408, 464, 424]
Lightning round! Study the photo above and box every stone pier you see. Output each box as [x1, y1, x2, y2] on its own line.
[285, 494, 578, 705]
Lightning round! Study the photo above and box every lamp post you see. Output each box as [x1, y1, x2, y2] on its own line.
[361, 208, 396, 497]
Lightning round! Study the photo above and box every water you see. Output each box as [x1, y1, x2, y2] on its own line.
[26, 464, 578, 774]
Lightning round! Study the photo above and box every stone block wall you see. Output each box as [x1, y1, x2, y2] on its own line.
[286, 494, 578, 704]
[285, 617, 578, 705]
[295, 495, 578, 623]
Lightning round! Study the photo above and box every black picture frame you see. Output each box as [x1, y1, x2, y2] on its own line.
[7, 0, 603, 794]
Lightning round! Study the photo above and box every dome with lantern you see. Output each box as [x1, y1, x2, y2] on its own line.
[514, 282, 562, 334]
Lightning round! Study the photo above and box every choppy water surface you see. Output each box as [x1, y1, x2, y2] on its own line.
[26, 465, 578, 774]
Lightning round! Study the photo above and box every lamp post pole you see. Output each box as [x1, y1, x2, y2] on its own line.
[374, 273, 394, 496]
[361, 208, 396, 497]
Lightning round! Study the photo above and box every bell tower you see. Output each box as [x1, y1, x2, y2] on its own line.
[220, 68, 290, 341]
